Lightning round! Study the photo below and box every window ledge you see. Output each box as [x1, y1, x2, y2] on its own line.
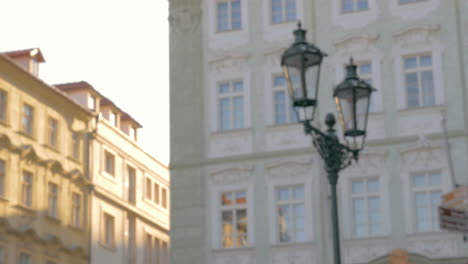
[101, 171, 117, 183]
[270, 20, 297, 26]
[340, 8, 370, 15]
[0, 197, 8, 203]
[270, 241, 314, 248]
[45, 215, 61, 224]
[16, 130, 36, 140]
[67, 155, 82, 164]
[212, 246, 255, 253]
[266, 122, 302, 129]
[398, 0, 429, 6]
[398, 104, 445, 113]
[43, 144, 60, 154]
[211, 128, 251, 136]
[343, 235, 390, 242]
[216, 28, 243, 34]
[0, 119, 10, 128]
[68, 224, 84, 232]
[14, 204, 36, 214]
[99, 241, 117, 252]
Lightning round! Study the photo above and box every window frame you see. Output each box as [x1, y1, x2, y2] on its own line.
[71, 132, 81, 161]
[341, 0, 369, 13]
[0, 89, 8, 123]
[21, 171, 33, 208]
[402, 53, 435, 108]
[217, 79, 245, 131]
[47, 117, 59, 148]
[19, 252, 31, 264]
[219, 190, 248, 248]
[102, 212, 116, 248]
[22, 103, 34, 136]
[270, 0, 297, 24]
[0, 159, 5, 198]
[398, 0, 428, 5]
[71, 192, 82, 228]
[47, 182, 59, 219]
[350, 178, 383, 238]
[272, 74, 297, 125]
[104, 150, 116, 176]
[275, 184, 306, 243]
[411, 171, 443, 233]
[216, 0, 242, 33]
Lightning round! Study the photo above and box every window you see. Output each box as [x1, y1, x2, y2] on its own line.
[47, 117, 58, 147]
[48, 183, 58, 218]
[22, 171, 33, 207]
[146, 178, 152, 200]
[162, 188, 167, 209]
[129, 126, 137, 141]
[145, 234, 153, 264]
[109, 112, 118, 126]
[88, 95, 96, 111]
[22, 104, 34, 135]
[0, 160, 5, 198]
[351, 178, 382, 237]
[154, 183, 160, 204]
[218, 80, 244, 131]
[271, 0, 296, 23]
[412, 172, 442, 232]
[162, 241, 169, 264]
[342, 0, 368, 12]
[217, 0, 241, 32]
[0, 90, 7, 121]
[71, 132, 80, 160]
[0, 247, 4, 264]
[19, 253, 31, 264]
[127, 166, 136, 204]
[404, 54, 434, 108]
[276, 185, 305, 243]
[273, 75, 297, 125]
[103, 213, 115, 247]
[356, 62, 376, 112]
[71, 193, 81, 227]
[154, 238, 161, 264]
[220, 191, 248, 248]
[104, 151, 115, 176]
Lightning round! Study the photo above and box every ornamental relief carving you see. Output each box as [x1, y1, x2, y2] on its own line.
[266, 127, 310, 151]
[168, 5, 202, 34]
[210, 166, 254, 185]
[407, 235, 457, 258]
[345, 149, 389, 176]
[208, 53, 250, 73]
[271, 248, 313, 264]
[215, 253, 254, 264]
[393, 24, 440, 49]
[334, 33, 380, 56]
[264, 45, 289, 67]
[399, 140, 445, 170]
[210, 132, 252, 157]
[267, 160, 313, 181]
[343, 239, 390, 264]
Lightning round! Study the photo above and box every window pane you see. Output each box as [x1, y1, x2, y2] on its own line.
[352, 180, 365, 193]
[236, 209, 247, 246]
[285, 0, 296, 21]
[0, 160, 4, 197]
[219, 83, 230, 94]
[420, 55, 432, 67]
[367, 179, 379, 192]
[0, 91, 6, 121]
[359, 63, 372, 75]
[233, 96, 244, 129]
[222, 192, 233, 205]
[278, 187, 290, 200]
[220, 98, 230, 131]
[272, 0, 282, 23]
[274, 91, 287, 124]
[421, 71, 434, 105]
[236, 191, 246, 204]
[231, 1, 242, 30]
[278, 205, 290, 242]
[233, 81, 243, 92]
[429, 173, 441, 186]
[274, 76, 285, 86]
[405, 73, 419, 107]
[217, 3, 228, 31]
[357, 0, 368, 9]
[293, 186, 304, 200]
[342, 0, 354, 12]
[413, 175, 425, 188]
[404, 57, 417, 69]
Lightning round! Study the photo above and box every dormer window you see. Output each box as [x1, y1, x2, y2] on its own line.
[109, 112, 117, 126]
[88, 95, 96, 111]
[129, 126, 137, 141]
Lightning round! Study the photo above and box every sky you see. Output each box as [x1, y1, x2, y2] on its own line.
[0, 0, 170, 165]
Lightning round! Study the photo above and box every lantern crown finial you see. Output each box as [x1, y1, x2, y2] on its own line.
[345, 57, 358, 79]
[297, 21, 302, 29]
[325, 113, 336, 129]
[293, 21, 307, 43]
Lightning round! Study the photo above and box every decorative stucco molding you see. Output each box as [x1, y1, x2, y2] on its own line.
[334, 33, 380, 55]
[168, 4, 202, 34]
[266, 160, 313, 181]
[343, 238, 391, 264]
[398, 139, 445, 169]
[208, 53, 251, 73]
[344, 149, 389, 176]
[407, 234, 457, 258]
[210, 166, 254, 185]
[210, 131, 252, 158]
[264, 44, 289, 67]
[271, 247, 313, 264]
[392, 24, 441, 49]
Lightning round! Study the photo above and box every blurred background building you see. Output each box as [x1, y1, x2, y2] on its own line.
[0, 48, 169, 264]
[169, 0, 468, 263]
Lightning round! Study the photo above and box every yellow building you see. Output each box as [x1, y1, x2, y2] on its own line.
[0, 49, 93, 264]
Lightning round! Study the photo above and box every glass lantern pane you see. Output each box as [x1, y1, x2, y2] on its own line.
[355, 90, 370, 133]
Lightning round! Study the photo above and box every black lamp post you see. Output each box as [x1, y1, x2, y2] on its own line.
[281, 22, 375, 264]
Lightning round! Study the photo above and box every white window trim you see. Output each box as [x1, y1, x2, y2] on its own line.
[209, 71, 251, 133]
[331, 0, 379, 29]
[209, 171, 254, 249]
[102, 148, 117, 180]
[389, 0, 439, 21]
[270, 0, 298, 24]
[215, 0, 242, 33]
[266, 162, 313, 244]
[217, 80, 245, 131]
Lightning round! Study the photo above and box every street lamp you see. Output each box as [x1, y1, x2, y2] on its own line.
[281, 22, 375, 264]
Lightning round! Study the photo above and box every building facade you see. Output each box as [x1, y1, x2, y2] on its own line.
[0, 49, 92, 264]
[56, 82, 170, 264]
[170, 0, 468, 263]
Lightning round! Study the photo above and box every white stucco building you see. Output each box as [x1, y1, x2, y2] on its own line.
[57, 82, 170, 264]
[170, 0, 468, 263]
